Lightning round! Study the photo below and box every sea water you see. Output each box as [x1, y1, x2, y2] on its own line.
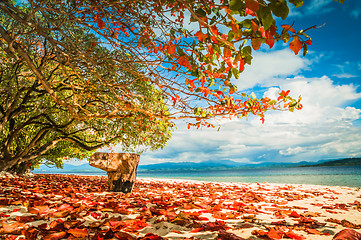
[137, 166, 361, 188]
[44, 166, 361, 188]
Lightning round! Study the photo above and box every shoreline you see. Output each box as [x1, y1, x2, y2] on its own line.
[32, 165, 361, 188]
[1, 174, 360, 239]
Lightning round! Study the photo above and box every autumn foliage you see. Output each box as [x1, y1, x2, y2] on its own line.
[0, 0, 346, 171]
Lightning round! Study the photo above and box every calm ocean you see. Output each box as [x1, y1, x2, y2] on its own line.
[42, 166, 361, 188]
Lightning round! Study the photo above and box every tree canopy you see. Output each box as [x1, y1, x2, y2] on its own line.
[0, 2, 172, 172]
[0, 0, 345, 172]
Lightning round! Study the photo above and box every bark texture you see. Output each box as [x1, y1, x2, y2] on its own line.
[89, 152, 140, 193]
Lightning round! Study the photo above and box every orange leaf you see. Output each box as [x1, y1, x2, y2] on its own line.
[223, 47, 232, 58]
[230, 22, 239, 34]
[289, 36, 302, 55]
[43, 232, 67, 240]
[68, 228, 89, 238]
[167, 44, 176, 55]
[267, 229, 285, 239]
[281, 24, 296, 33]
[286, 231, 305, 240]
[251, 20, 259, 32]
[195, 31, 208, 42]
[2, 222, 23, 234]
[251, 38, 261, 50]
[305, 228, 323, 235]
[178, 56, 191, 70]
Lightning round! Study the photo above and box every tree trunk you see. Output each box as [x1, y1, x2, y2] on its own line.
[8, 162, 31, 174]
[89, 152, 140, 193]
[0, 157, 19, 173]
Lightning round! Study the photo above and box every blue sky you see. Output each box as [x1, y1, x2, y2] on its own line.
[66, 0, 361, 166]
[133, 0, 361, 165]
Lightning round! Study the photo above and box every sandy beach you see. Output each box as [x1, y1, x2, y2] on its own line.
[0, 174, 360, 239]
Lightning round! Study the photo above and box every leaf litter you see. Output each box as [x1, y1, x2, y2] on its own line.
[0, 174, 360, 239]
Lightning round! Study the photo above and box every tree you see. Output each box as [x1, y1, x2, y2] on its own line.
[0, 6, 172, 172]
[0, 0, 344, 172]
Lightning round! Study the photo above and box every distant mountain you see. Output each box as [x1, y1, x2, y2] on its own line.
[32, 158, 361, 174]
[137, 159, 325, 172]
[137, 160, 243, 172]
[307, 158, 361, 167]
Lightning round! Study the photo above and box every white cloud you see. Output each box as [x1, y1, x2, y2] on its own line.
[235, 49, 309, 90]
[333, 73, 357, 79]
[279, 147, 304, 156]
[141, 49, 361, 165]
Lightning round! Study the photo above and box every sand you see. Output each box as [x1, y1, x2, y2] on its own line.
[0, 174, 360, 239]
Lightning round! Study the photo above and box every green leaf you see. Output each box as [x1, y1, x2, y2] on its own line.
[227, 31, 235, 41]
[194, 107, 202, 116]
[227, 69, 233, 79]
[244, 55, 253, 65]
[229, 0, 246, 11]
[258, 6, 274, 29]
[289, 0, 303, 8]
[213, 44, 221, 54]
[240, 19, 252, 28]
[269, 0, 289, 20]
[231, 68, 240, 79]
[195, 8, 207, 17]
[241, 46, 252, 57]
[212, 7, 220, 16]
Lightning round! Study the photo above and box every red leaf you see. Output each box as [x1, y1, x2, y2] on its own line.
[239, 59, 245, 72]
[289, 211, 300, 218]
[285, 231, 305, 240]
[306, 40, 312, 45]
[178, 56, 192, 70]
[245, 0, 259, 12]
[333, 229, 361, 240]
[245, 8, 257, 16]
[289, 36, 303, 55]
[139, 233, 165, 240]
[265, 30, 275, 48]
[167, 44, 176, 55]
[195, 31, 207, 42]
